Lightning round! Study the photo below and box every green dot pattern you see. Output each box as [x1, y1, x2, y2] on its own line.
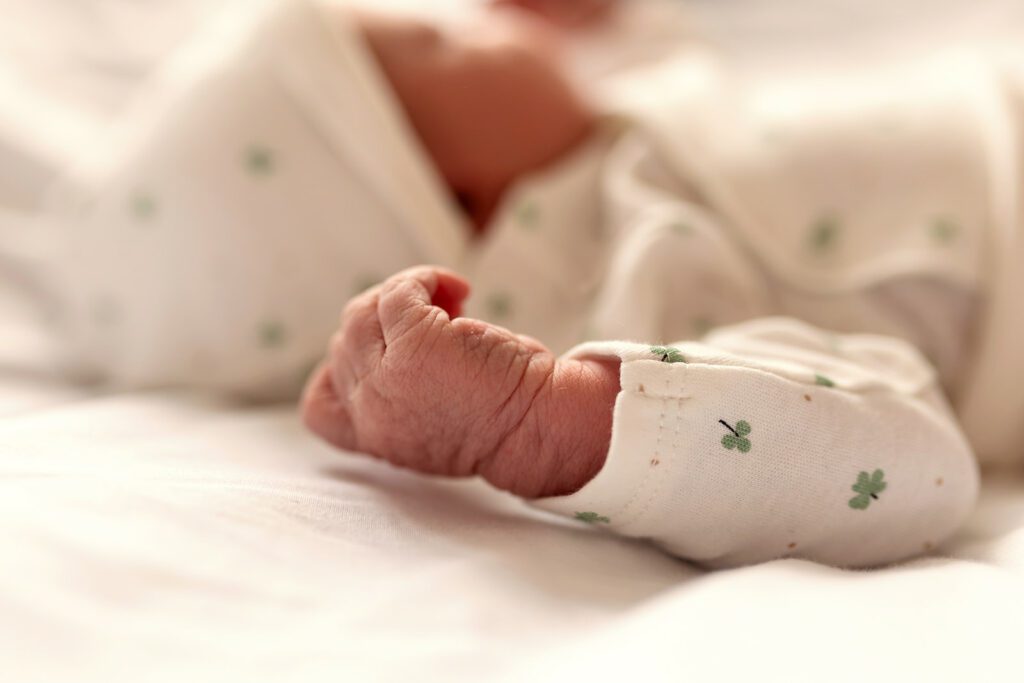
[129, 192, 157, 221]
[516, 201, 540, 230]
[574, 511, 610, 524]
[929, 217, 958, 245]
[245, 145, 276, 176]
[670, 221, 694, 237]
[691, 317, 713, 337]
[486, 292, 513, 321]
[258, 320, 287, 349]
[808, 214, 841, 253]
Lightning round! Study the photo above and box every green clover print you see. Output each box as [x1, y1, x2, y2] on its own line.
[486, 292, 513, 321]
[129, 191, 157, 221]
[651, 346, 686, 363]
[258, 320, 287, 349]
[849, 469, 887, 510]
[516, 200, 540, 229]
[574, 511, 610, 524]
[930, 217, 959, 245]
[814, 374, 836, 388]
[719, 420, 752, 453]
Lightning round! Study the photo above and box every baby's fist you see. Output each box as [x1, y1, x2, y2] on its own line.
[303, 265, 619, 498]
[301, 266, 552, 484]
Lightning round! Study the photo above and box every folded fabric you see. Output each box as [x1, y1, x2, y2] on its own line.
[35, 0, 467, 397]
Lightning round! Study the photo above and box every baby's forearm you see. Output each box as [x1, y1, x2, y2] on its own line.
[478, 358, 620, 499]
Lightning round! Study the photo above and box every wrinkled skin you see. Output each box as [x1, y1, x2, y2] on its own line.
[301, 266, 619, 498]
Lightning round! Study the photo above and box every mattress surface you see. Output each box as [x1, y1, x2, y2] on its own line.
[1, 391, 1023, 682]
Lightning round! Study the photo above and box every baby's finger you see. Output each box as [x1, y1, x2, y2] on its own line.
[336, 287, 386, 376]
[377, 266, 471, 346]
[300, 362, 357, 451]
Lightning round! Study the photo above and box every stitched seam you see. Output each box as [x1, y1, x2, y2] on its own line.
[612, 375, 672, 526]
[624, 393, 681, 529]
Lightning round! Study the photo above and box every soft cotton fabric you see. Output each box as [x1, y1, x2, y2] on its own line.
[40, 0, 468, 397]
[533, 326, 977, 568]
[466, 52, 1024, 566]
[464, 117, 984, 565]
[597, 51, 1024, 467]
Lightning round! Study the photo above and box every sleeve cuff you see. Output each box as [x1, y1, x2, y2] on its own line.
[528, 331, 976, 568]
[529, 340, 692, 528]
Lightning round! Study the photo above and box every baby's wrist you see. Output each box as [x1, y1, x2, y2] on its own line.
[481, 357, 620, 499]
[540, 358, 620, 497]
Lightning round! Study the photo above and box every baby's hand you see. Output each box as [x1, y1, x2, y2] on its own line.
[301, 266, 619, 498]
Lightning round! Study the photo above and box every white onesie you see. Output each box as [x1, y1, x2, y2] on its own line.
[12, 0, 1024, 567]
[462, 50, 1024, 567]
[463, 120, 984, 568]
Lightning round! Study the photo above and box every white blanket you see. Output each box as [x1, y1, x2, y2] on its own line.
[1, 389, 1023, 682]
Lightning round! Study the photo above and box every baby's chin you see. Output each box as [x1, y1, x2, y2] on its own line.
[350, 5, 593, 231]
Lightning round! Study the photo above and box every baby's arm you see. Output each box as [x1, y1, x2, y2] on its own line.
[533, 318, 979, 568]
[303, 267, 978, 568]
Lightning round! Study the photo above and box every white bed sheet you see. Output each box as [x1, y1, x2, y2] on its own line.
[1, 392, 1023, 683]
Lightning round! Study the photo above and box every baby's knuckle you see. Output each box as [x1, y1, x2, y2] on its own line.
[397, 264, 439, 282]
[342, 290, 376, 320]
[379, 278, 420, 314]
[328, 330, 347, 356]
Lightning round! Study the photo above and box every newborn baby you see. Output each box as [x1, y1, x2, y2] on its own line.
[304, 2, 1000, 568]
[31, 0, 1024, 567]
[307, 1, 1019, 565]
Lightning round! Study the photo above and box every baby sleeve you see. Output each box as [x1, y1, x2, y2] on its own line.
[531, 317, 979, 568]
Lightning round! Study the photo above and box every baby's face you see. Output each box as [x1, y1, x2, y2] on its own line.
[356, 9, 594, 226]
